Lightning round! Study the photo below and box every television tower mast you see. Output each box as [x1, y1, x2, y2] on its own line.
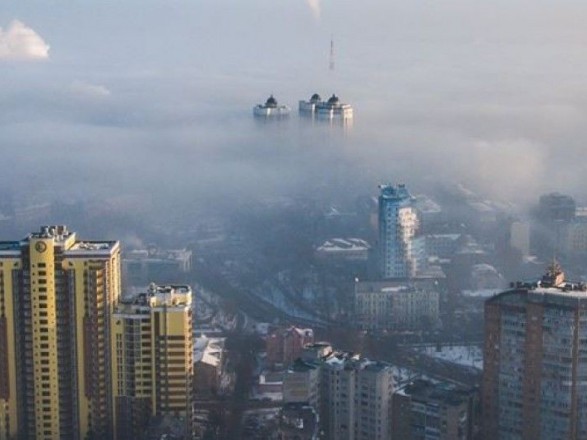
[329, 36, 335, 71]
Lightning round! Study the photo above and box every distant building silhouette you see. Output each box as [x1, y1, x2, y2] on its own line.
[253, 95, 290, 117]
[531, 192, 576, 257]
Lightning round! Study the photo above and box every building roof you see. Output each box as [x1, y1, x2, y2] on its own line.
[194, 335, 225, 366]
[289, 358, 320, 372]
[125, 248, 192, 261]
[265, 95, 278, 107]
[0, 225, 119, 257]
[327, 94, 339, 105]
[488, 263, 587, 305]
[315, 93, 352, 111]
[316, 238, 370, 253]
[323, 351, 392, 373]
[279, 403, 319, 437]
[399, 379, 472, 407]
[270, 326, 314, 339]
[354, 279, 437, 295]
[117, 283, 192, 312]
[379, 183, 412, 202]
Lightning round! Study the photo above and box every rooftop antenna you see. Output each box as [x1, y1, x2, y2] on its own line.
[329, 36, 335, 71]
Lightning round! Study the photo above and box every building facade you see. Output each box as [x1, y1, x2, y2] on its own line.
[392, 380, 477, 440]
[278, 403, 319, 440]
[563, 215, 587, 255]
[509, 222, 531, 257]
[280, 346, 393, 440]
[282, 359, 321, 408]
[315, 94, 353, 121]
[483, 263, 587, 439]
[111, 283, 193, 440]
[253, 95, 291, 117]
[321, 353, 393, 440]
[378, 184, 420, 279]
[531, 192, 576, 258]
[266, 326, 314, 368]
[354, 280, 439, 331]
[0, 225, 121, 440]
[299, 93, 323, 115]
[194, 336, 225, 398]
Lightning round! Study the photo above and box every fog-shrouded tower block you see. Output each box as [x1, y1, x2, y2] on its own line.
[111, 283, 193, 440]
[0, 225, 121, 440]
[378, 184, 419, 279]
[483, 263, 587, 439]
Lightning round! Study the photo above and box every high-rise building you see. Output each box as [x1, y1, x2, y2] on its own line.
[0, 225, 121, 440]
[538, 192, 576, 222]
[378, 184, 420, 279]
[321, 353, 393, 440]
[111, 283, 193, 440]
[531, 192, 576, 257]
[283, 358, 321, 408]
[280, 346, 393, 440]
[509, 221, 531, 257]
[483, 263, 587, 439]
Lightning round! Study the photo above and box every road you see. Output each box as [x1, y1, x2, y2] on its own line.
[364, 336, 482, 387]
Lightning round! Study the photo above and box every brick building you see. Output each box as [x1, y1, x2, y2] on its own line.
[483, 263, 587, 439]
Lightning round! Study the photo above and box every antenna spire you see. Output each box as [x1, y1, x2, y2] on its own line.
[329, 36, 335, 71]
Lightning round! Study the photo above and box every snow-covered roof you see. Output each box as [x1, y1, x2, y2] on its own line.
[462, 289, 499, 298]
[316, 238, 370, 252]
[194, 335, 226, 367]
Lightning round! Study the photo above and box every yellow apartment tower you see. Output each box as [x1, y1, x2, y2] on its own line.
[0, 225, 121, 440]
[111, 283, 193, 440]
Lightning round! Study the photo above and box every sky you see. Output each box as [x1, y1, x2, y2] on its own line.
[1, 0, 587, 217]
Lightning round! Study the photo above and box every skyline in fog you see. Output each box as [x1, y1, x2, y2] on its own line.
[2, 0, 587, 215]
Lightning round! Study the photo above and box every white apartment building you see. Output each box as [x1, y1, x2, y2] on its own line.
[321, 353, 393, 440]
[354, 279, 439, 331]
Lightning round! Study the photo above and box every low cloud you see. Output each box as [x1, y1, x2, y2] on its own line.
[306, 0, 320, 20]
[0, 20, 49, 61]
[70, 81, 112, 99]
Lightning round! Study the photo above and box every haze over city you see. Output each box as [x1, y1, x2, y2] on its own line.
[2, 0, 587, 236]
[2, 2, 587, 439]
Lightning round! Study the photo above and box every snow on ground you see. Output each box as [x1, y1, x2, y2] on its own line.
[250, 390, 283, 402]
[418, 345, 483, 370]
[390, 366, 422, 388]
[252, 282, 328, 325]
